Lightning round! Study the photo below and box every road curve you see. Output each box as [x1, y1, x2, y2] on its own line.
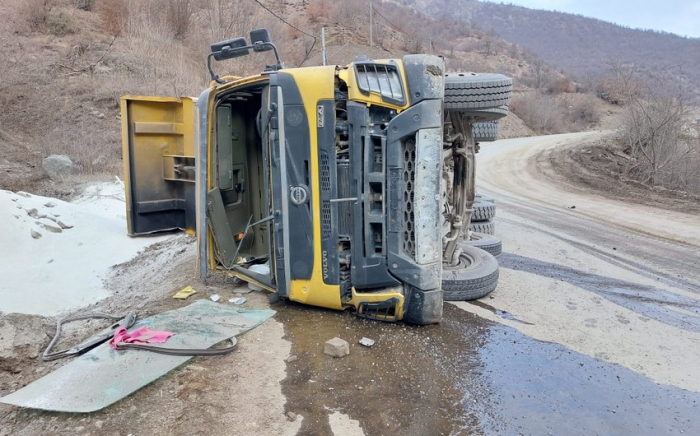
[454, 132, 700, 394]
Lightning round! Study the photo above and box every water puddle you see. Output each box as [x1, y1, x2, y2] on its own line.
[469, 301, 535, 325]
[499, 252, 700, 333]
[279, 303, 700, 434]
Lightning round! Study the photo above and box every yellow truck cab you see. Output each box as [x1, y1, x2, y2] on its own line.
[121, 29, 511, 325]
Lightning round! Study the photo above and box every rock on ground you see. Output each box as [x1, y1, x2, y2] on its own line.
[0, 313, 52, 372]
[324, 337, 350, 357]
[42, 155, 79, 181]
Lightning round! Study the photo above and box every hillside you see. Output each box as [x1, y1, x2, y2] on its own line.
[399, 0, 700, 102]
[0, 0, 602, 195]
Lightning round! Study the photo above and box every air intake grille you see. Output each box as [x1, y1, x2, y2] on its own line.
[320, 151, 332, 238]
[402, 139, 416, 257]
[337, 159, 352, 237]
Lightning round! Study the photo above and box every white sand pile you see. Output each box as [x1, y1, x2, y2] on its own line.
[0, 181, 168, 316]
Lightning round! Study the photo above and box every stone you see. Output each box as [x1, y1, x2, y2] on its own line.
[31, 229, 42, 239]
[43, 155, 79, 180]
[58, 220, 73, 229]
[92, 154, 108, 167]
[40, 223, 63, 233]
[286, 355, 298, 363]
[26, 208, 38, 218]
[0, 313, 52, 372]
[324, 337, 349, 358]
[95, 420, 104, 429]
[286, 412, 297, 422]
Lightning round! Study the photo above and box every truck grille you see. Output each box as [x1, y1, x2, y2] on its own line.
[402, 138, 416, 257]
[320, 151, 332, 239]
[337, 158, 352, 237]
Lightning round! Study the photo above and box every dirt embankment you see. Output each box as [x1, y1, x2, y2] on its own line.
[542, 131, 700, 215]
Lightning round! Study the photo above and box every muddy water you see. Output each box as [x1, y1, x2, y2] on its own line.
[279, 303, 700, 435]
[498, 252, 700, 333]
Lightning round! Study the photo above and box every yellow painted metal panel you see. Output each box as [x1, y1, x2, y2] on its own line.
[281, 66, 344, 310]
[120, 96, 197, 236]
[342, 60, 410, 112]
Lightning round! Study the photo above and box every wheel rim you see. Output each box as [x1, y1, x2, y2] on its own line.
[444, 251, 476, 271]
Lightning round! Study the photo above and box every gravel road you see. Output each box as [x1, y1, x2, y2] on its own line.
[457, 131, 700, 392]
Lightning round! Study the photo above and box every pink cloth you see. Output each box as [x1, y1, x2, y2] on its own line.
[109, 326, 174, 350]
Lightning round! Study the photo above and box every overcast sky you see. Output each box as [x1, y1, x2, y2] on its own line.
[482, 0, 700, 38]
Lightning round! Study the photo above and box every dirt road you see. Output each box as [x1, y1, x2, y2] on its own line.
[455, 131, 700, 428]
[2, 132, 700, 435]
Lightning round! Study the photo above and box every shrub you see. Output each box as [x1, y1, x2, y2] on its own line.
[48, 12, 75, 36]
[97, 0, 129, 36]
[23, 0, 50, 30]
[74, 0, 94, 11]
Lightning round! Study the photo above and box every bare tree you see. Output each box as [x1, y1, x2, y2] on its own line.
[612, 62, 697, 189]
[530, 56, 548, 92]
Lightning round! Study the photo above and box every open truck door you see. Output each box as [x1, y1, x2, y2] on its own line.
[120, 96, 198, 236]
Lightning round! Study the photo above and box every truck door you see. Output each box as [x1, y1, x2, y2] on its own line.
[121, 96, 197, 236]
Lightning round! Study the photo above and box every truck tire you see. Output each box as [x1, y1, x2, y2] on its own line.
[472, 121, 499, 142]
[472, 201, 495, 222]
[469, 105, 509, 121]
[476, 194, 496, 204]
[459, 232, 502, 256]
[442, 246, 499, 301]
[469, 219, 495, 235]
[444, 73, 512, 111]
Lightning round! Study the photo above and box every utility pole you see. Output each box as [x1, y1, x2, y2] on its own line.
[321, 27, 327, 66]
[369, 2, 373, 48]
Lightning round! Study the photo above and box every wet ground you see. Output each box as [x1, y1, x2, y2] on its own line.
[278, 302, 700, 435]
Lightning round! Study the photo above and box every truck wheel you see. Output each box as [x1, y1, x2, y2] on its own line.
[472, 201, 495, 221]
[467, 105, 509, 122]
[444, 73, 512, 111]
[476, 194, 496, 204]
[472, 121, 499, 142]
[442, 246, 499, 301]
[459, 232, 502, 256]
[469, 219, 495, 235]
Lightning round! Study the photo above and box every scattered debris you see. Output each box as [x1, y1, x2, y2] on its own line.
[0, 301, 275, 413]
[359, 337, 375, 347]
[228, 297, 246, 305]
[43, 312, 137, 361]
[324, 337, 350, 358]
[57, 220, 73, 229]
[286, 355, 298, 363]
[210, 294, 221, 302]
[286, 412, 297, 422]
[39, 222, 63, 233]
[173, 286, 197, 300]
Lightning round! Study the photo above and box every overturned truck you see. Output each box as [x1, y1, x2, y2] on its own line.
[121, 29, 511, 325]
